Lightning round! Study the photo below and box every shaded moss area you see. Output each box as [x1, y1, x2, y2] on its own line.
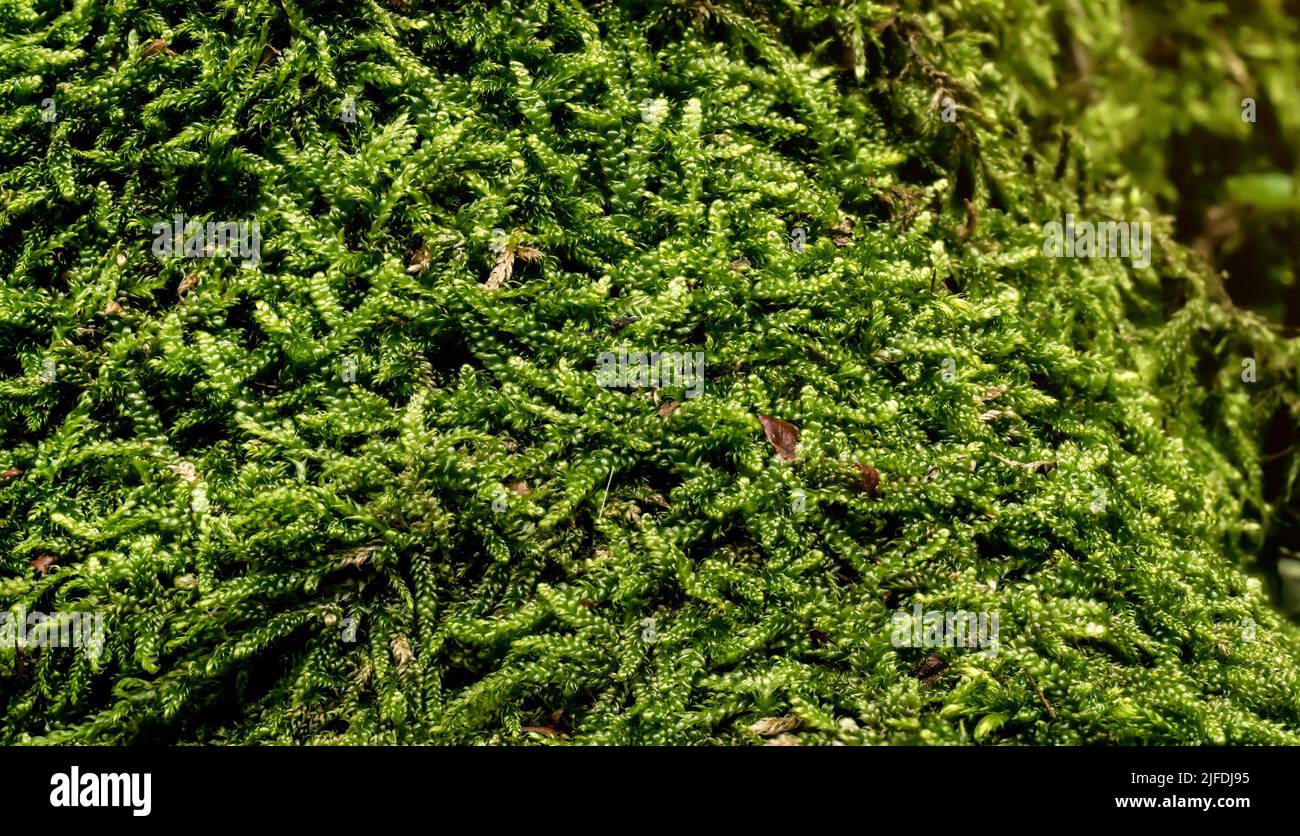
[0, 0, 1297, 744]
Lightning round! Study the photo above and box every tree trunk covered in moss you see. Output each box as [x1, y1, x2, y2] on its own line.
[0, 0, 1297, 744]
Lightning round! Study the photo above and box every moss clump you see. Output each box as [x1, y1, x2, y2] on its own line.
[0, 0, 1297, 744]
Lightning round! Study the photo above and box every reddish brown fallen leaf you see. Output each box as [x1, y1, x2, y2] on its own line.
[521, 725, 569, 739]
[853, 463, 880, 498]
[509, 481, 530, 496]
[0, 467, 21, 480]
[729, 257, 751, 272]
[657, 401, 680, 418]
[759, 415, 799, 461]
[29, 554, 56, 575]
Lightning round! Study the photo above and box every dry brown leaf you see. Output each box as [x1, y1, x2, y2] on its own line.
[177, 273, 199, 298]
[979, 383, 1008, 402]
[853, 463, 880, 498]
[407, 246, 431, 274]
[829, 217, 856, 247]
[729, 257, 751, 272]
[749, 716, 800, 737]
[759, 415, 799, 461]
[764, 734, 802, 746]
[0, 467, 21, 480]
[390, 636, 414, 667]
[515, 245, 543, 263]
[609, 314, 639, 333]
[29, 553, 56, 575]
[141, 38, 177, 60]
[354, 661, 373, 687]
[102, 300, 123, 316]
[337, 544, 378, 569]
[521, 725, 569, 739]
[882, 185, 924, 229]
[168, 461, 197, 481]
[912, 651, 948, 687]
[510, 481, 530, 496]
[657, 401, 680, 418]
[258, 43, 281, 67]
[174, 462, 197, 481]
[485, 249, 513, 291]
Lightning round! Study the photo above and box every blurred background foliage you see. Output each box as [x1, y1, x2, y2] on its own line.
[762, 0, 1300, 613]
[1028, 0, 1300, 614]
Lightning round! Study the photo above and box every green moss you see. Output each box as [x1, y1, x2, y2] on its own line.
[0, 0, 1297, 744]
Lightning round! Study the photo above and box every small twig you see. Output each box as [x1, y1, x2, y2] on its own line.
[1260, 445, 1295, 463]
[1024, 668, 1057, 721]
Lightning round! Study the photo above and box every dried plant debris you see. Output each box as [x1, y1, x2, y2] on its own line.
[759, 415, 800, 461]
